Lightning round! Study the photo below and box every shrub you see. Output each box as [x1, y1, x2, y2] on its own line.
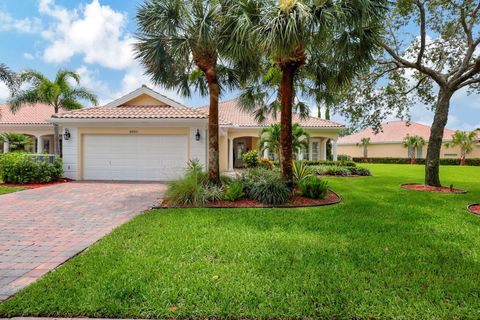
[299, 176, 329, 199]
[337, 154, 351, 161]
[347, 167, 372, 176]
[259, 157, 273, 170]
[249, 179, 290, 205]
[242, 150, 259, 168]
[0, 153, 62, 184]
[223, 181, 245, 201]
[292, 160, 312, 184]
[302, 160, 357, 167]
[240, 168, 290, 205]
[166, 160, 224, 206]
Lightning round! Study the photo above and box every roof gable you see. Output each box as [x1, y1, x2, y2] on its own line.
[103, 85, 185, 109]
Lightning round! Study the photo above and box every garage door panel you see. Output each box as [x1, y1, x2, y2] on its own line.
[83, 134, 187, 181]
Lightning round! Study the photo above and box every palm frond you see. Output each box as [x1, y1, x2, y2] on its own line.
[7, 89, 44, 113]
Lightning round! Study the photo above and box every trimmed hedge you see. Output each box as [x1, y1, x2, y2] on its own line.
[352, 157, 480, 166]
[0, 153, 63, 183]
[302, 160, 357, 167]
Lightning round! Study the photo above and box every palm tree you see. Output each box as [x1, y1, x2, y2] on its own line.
[403, 135, 426, 165]
[9, 70, 98, 155]
[134, 0, 245, 184]
[259, 123, 310, 161]
[225, 0, 386, 181]
[0, 63, 18, 94]
[0, 133, 33, 152]
[356, 137, 371, 162]
[445, 131, 478, 166]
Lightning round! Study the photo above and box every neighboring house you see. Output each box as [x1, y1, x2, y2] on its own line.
[338, 121, 480, 159]
[52, 86, 343, 181]
[0, 104, 56, 154]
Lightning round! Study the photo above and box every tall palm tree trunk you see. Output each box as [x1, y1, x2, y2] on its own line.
[279, 66, 296, 182]
[425, 88, 453, 187]
[411, 147, 416, 165]
[53, 124, 60, 155]
[205, 67, 220, 184]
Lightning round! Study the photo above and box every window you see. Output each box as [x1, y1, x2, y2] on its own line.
[311, 142, 319, 161]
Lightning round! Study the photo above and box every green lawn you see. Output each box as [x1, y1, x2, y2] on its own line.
[1, 164, 479, 319]
[0, 186, 23, 195]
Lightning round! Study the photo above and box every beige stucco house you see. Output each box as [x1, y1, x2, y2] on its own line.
[46, 86, 343, 181]
[0, 104, 56, 154]
[338, 121, 480, 159]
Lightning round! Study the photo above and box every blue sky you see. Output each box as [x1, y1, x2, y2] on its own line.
[0, 0, 479, 130]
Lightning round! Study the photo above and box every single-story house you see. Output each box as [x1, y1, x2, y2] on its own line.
[0, 104, 57, 154]
[337, 121, 480, 159]
[48, 86, 343, 181]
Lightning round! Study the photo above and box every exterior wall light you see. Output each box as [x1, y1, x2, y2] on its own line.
[64, 129, 71, 141]
[195, 129, 201, 141]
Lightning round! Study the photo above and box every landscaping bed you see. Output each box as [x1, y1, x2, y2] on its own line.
[401, 183, 467, 194]
[158, 189, 340, 208]
[467, 204, 480, 215]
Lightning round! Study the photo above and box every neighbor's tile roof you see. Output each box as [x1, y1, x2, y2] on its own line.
[53, 105, 208, 120]
[338, 121, 457, 145]
[0, 104, 55, 125]
[198, 99, 343, 128]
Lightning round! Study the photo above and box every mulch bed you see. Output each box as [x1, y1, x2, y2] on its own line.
[0, 178, 73, 189]
[401, 183, 467, 194]
[157, 190, 341, 209]
[467, 204, 480, 215]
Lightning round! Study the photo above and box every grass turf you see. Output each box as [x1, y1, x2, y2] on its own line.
[1, 164, 479, 319]
[0, 186, 23, 195]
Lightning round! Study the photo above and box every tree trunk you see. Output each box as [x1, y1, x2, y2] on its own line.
[460, 155, 466, 166]
[205, 68, 220, 184]
[411, 148, 416, 164]
[325, 105, 330, 120]
[279, 66, 295, 182]
[53, 124, 60, 156]
[425, 89, 453, 187]
[363, 146, 368, 162]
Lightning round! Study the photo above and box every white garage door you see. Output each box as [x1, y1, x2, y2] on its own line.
[83, 134, 188, 181]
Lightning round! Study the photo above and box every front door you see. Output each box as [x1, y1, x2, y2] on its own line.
[234, 139, 247, 168]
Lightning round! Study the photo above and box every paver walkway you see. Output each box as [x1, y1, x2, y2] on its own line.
[0, 181, 165, 302]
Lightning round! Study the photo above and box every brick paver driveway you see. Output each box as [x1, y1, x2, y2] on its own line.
[0, 181, 166, 301]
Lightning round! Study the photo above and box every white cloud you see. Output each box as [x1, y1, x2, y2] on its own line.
[40, 0, 134, 69]
[0, 10, 42, 33]
[0, 83, 11, 103]
[23, 52, 34, 60]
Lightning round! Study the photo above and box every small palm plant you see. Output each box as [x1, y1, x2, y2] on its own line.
[356, 138, 371, 162]
[259, 123, 309, 162]
[0, 133, 33, 152]
[292, 160, 312, 184]
[403, 135, 426, 164]
[444, 131, 478, 166]
[8, 70, 98, 155]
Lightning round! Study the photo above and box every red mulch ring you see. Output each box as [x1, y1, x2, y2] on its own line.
[467, 204, 480, 215]
[401, 183, 467, 194]
[158, 190, 341, 209]
[0, 178, 73, 189]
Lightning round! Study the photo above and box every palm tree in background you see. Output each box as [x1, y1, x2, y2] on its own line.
[403, 135, 426, 164]
[224, 0, 387, 181]
[356, 137, 371, 162]
[0, 133, 33, 152]
[0, 63, 18, 94]
[134, 0, 249, 184]
[259, 123, 310, 162]
[9, 70, 98, 155]
[445, 131, 478, 166]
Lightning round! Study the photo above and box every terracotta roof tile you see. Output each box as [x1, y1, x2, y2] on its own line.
[198, 99, 343, 128]
[0, 104, 55, 125]
[53, 105, 208, 120]
[338, 121, 457, 145]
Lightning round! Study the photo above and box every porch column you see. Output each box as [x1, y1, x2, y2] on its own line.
[263, 142, 269, 158]
[36, 136, 44, 154]
[3, 141, 9, 153]
[332, 139, 338, 161]
[321, 139, 327, 161]
[228, 138, 234, 171]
